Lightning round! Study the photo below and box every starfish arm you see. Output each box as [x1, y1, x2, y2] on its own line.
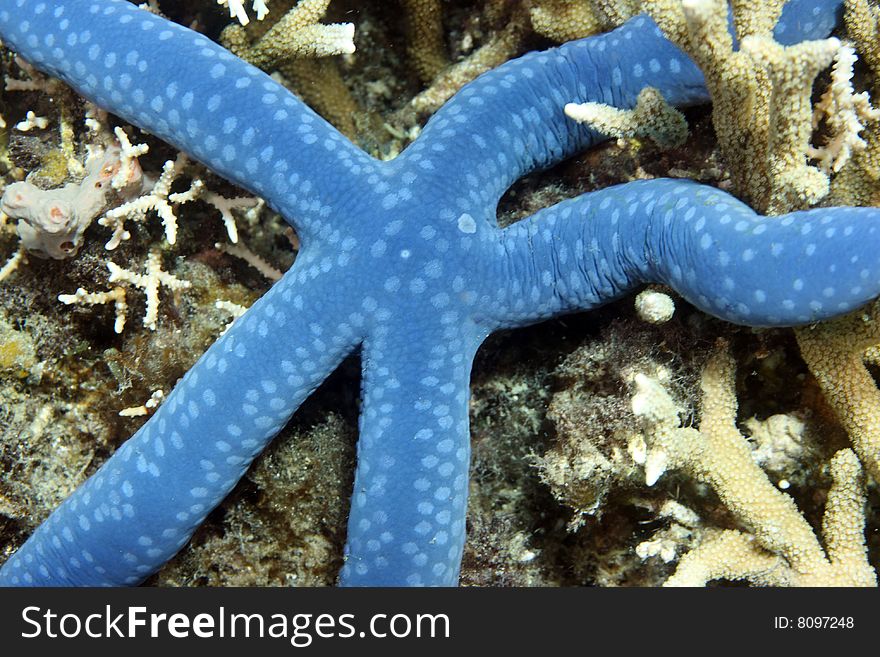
[0, 0, 378, 239]
[491, 178, 880, 330]
[0, 255, 363, 586]
[339, 319, 486, 586]
[402, 0, 842, 213]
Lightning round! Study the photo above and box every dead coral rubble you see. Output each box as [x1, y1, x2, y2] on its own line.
[58, 248, 192, 333]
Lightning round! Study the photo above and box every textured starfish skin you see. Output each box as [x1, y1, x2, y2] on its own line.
[0, 0, 871, 586]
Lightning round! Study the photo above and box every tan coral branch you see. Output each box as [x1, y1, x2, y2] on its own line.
[402, 0, 448, 83]
[795, 301, 880, 482]
[664, 529, 783, 586]
[643, 0, 841, 213]
[565, 86, 689, 149]
[633, 345, 876, 586]
[409, 5, 529, 115]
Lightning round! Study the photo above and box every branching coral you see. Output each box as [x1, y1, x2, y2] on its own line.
[407, 2, 530, 116]
[57, 285, 128, 334]
[794, 0, 880, 492]
[98, 150, 253, 251]
[218, 0, 271, 26]
[648, 0, 842, 214]
[277, 57, 361, 138]
[13, 111, 47, 132]
[809, 45, 880, 174]
[825, 0, 880, 205]
[220, 0, 357, 136]
[795, 300, 880, 482]
[215, 239, 283, 281]
[99, 154, 191, 249]
[553, 1, 874, 214]
[528, 0, 645, 42]
[565, 86, 689, 149]
[632, 345, 876, 586]
[402, 0, 535, 105]
[529, 0, 606, 42]
[402, 0, 447, 84]
[223, 1, 531, 141]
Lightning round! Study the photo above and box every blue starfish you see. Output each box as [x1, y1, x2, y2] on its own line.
[0, 0, 872, 586]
